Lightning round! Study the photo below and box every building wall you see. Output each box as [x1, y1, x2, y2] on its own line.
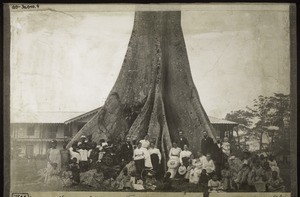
[12, 124, 41, 139]
[11, 123, 67, 157]
[68, 121, 87, 137]
[16, 141, 65, 156]
[12, 123, 66, 139]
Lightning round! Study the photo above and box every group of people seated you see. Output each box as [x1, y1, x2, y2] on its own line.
[224, 153, 285, 192]
[44, 135, 117, 187]
[165, 130, 285, 194]
[43, 130, 285, 193]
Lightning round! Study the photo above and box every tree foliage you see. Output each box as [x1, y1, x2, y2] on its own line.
[225, 93, 290, 158]
[225, 110, 253, 126]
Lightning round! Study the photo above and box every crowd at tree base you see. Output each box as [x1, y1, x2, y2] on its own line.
[36, 131, 287, 194]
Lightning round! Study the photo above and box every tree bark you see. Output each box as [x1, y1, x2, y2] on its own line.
[67, 11, 217, 168]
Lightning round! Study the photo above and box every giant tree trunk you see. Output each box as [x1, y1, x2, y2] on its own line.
[67, 11, 217, 169]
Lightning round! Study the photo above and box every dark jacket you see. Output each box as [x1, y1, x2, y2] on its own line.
[120, 142, 133, 162]
[178, 136, 189, 150]
[89, 148, 100, 163]
[201, 136, 214, 156]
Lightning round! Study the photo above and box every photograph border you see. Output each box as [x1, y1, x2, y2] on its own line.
[3, 2, 298, 197]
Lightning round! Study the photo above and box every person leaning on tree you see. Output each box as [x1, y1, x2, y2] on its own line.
[178, 130, 189, 150]
[133, 142, 145, 178]
[120, 136, 134, 163]
[201, 130, 214, 156]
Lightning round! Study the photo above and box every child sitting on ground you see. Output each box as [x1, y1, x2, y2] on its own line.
[89, 167, 104, 188]
[61, 167, 73, 187]
[234, 160, 251, 191]
[267, 171, 285, 192]
[70, 157, 80, 185]
[221, 162, 233, 191]
[268, 155, 280, 175]
[133, 178, 145, 190]
[119, 167, 132, 190]
[145, 172, 157, 191]
[160, 172, 173, 191]
[199, 169, 210, 197]
[208, 174, 223, 193]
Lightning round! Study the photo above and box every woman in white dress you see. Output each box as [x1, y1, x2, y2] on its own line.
[133, 142, 145, 178]
[167, 142, 181, 178]
[141, 144, 153, 169]
[189, 155, 203, 184]
[180, 145, 192, 167]
[202, 153, 216, 176]
[148, 142, 161, 174]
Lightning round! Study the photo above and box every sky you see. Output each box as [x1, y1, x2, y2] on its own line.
[10, 4, 291, 122]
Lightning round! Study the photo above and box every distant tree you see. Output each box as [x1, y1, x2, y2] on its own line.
[247, 95, 272, 150]
[266, 93, 290, 162]
[225, 110, 253, 147]
[225, 93, 290, 161]
[225, 110, 253, 126]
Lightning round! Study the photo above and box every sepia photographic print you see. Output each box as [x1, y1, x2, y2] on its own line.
[4, 3, 297, 197]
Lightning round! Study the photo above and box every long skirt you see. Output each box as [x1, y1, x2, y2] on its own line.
[189, 168, 202, 183]
[167, 156, 180, 179]
[134, 159, 145, 178]
[176, 157, 190, 179]
[182, 157, 190, 167]
[150, 154, 160, 173]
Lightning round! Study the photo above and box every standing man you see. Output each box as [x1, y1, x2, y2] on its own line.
[214, 136, 224, 177]
[120, 136, 134, 163]
[201, 130, 214, 156]
[178, 130, 189, 150]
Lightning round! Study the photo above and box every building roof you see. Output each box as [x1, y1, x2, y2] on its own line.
[11, 108, 238, 126]
[64, 107, 101, 124]
[208, 116, 239, 125]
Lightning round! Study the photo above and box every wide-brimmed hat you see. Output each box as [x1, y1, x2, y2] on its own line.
[229, 156, 236, 160]
[167, 159, 179, 169]
[178, 165, 187, 175]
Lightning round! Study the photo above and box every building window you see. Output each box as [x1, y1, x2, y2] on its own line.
[26, 145, 34, 157]
[27, 126, 35, 136]
[49, 126, 57, 138]
[64, 125, 71, 137]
